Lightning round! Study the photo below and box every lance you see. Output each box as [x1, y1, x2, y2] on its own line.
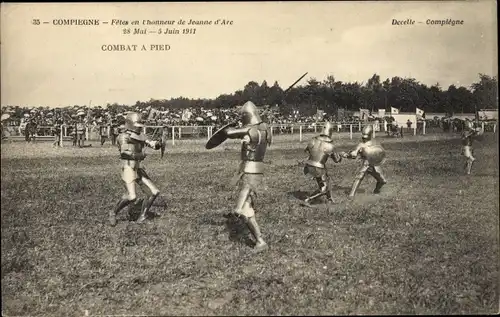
[262, 72, 308, 120]
[283, 72, 308, 95]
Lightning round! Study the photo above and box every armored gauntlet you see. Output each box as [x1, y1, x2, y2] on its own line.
[331, 152, 342, 163]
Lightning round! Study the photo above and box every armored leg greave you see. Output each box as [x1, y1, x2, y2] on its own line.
[246, 216, 267, 251]
[235, 185, 252, 215]
[371, 166, 387, 194]
[466, 158, 475, 175]
[137, 192, 159, 223]
[109, 197, 135, 226]
[246, 216, 262, 241]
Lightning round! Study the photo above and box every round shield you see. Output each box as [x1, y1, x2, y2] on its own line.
[361, 145, 386, 165]
[205, 122, 235, 150]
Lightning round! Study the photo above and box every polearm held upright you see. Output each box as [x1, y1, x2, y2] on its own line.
[284, 72, 308, 94]
[261, 72, 308, 120]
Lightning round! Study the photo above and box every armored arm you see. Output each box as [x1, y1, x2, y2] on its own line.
[331, 152, 342, 163]
[341, 144, 362, 159]
[129, 132, 161, 150]
[226, 126, 251, 139]
[145, 139, 162, 150]
[120, 148, 146, 161]
[325, 143, 343, 163]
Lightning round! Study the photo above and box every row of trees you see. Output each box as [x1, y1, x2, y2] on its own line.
[3, 73, 497, 119]
[123, 73, 498, 117]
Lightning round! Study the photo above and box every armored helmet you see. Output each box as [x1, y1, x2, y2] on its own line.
[361, 125, 373, 141]
[321, 122, 335, 137]
[124, 112, 144, 133]
[240, 101, 262, 125]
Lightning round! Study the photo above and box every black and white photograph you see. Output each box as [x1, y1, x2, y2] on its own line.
[1, 1, 498, 315]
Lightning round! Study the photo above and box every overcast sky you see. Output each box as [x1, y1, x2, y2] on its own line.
[1, 1, 497, 108]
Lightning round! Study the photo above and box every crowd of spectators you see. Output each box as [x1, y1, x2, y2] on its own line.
[2, 104, 490, 139]
[0, 105, 367, 136]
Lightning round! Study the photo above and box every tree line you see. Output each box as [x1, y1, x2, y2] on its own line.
[5, 73, 498, 119]
[123, 73, 498, 117]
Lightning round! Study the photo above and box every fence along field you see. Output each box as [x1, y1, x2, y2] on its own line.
[4, 120, 498, 146]
[1, 127, 498, 315]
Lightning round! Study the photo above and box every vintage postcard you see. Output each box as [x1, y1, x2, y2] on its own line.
[1, 1, 498, 316]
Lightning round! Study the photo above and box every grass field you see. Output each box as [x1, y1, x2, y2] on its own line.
[1, 132, 499, 316]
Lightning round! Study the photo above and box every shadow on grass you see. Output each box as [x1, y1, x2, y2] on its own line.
[197, 211, 255, 248]
[288, 190, 309, 201]
[198, 212, 227, 226]
[331, 184, 354, 194]
[224, 216, 254, 248]
[288, 186, 356, 203]
[125, 199, 162, 222]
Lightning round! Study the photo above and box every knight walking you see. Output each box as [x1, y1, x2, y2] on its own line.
[301, 122, 343, 207]
[109, 112, 163, 226]
[341, 125, 387, 198]
[206, 101, 271, 252]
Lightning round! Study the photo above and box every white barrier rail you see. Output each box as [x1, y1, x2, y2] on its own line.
[3, 121, 498, 146]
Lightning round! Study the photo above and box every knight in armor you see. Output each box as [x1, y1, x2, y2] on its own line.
[218, 101, 272, 252]
[109, 112, 163, 226]
[341, 125, 387, 198]
[461, 126, 481, 175]
[301, 122, 343, 207]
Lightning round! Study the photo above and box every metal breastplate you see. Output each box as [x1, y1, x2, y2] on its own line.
[240, 123, 269, 173]
[119, 132, 145, 164]
[306, 136, 333, 169]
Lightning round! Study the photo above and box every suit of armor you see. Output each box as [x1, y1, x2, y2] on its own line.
[224, 101, 271, 252]
[342, 125, 387, 197]
[302, 122, 342, 207]
[109, 112, 162, 226]
[461, 127, 479, 175]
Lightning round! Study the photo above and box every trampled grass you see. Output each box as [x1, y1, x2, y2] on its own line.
[1, 133, 499, 316]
